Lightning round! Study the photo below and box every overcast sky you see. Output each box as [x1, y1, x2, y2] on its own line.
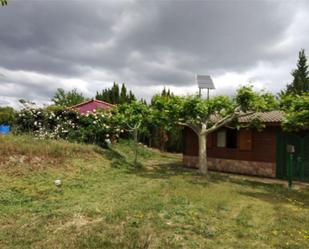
[1, 0, 309, 108]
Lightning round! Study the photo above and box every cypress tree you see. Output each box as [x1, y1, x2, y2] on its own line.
[120, 83, 127, 104]
[113, 82, 120, 104]
[162, 87, 167, 96]
[128, 91, 136, 103]
[96, 83, 136, 104]
[286, 49, 309, 94]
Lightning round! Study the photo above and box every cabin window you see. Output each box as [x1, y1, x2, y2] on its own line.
[216, 130, 226, 147]
[216, 129, 237, 148]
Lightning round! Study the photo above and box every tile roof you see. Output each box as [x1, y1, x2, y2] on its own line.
[238, 111, 283, 123]
[210, 111, 283, 125]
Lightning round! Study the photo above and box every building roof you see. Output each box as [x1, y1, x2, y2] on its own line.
[210, 110, 284, 125]
[71, 99, 114, 109]
[238, 110, 283, 123]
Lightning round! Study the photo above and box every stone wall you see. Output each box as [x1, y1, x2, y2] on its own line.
[183, 155, 276, 178]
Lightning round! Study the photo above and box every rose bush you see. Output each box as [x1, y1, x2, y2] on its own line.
[15, 106, 124, 147]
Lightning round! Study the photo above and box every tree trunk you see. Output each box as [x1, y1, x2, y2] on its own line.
[197, 132, 207, 175]
[134, 129, 138, 166]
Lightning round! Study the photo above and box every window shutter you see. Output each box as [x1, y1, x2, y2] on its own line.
[207, 133, 213, 148]
[239, 129, 252, 151]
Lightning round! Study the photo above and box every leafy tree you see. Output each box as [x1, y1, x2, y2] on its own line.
[149, 88, 181, 152]
[284, 49, 309, 95]
[0, 106, 15, 125]
[117, 101, 150, 166]
[281, 93, 309, 132]
[52, 88, 86, 107]
[156, 86, 276, 175]
[151, 91, 177, 151]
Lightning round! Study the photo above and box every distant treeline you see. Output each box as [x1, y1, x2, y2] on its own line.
[96, 83, 136, 104]
[52, 82, 146, 107]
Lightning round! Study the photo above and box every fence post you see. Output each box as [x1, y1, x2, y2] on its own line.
[300, 139, 304, 181]
[288, 154, 293, 190]
[287, 144, 295, 190]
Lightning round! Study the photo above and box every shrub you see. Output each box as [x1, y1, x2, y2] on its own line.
[14, 106, 124, 147]
[0, 106, 16, 125]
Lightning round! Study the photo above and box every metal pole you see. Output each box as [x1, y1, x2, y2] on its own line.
[300, 139, 304, 181]
[288, 153, 293, 190]
[199, 88, 201, 98]
[207, 88, 210, 100]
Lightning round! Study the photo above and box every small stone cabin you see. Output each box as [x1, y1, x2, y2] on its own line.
[183, 111, 283, 178]
[71, 99, 113, 114]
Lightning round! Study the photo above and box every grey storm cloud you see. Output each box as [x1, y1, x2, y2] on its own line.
[1, 0, 309, 107]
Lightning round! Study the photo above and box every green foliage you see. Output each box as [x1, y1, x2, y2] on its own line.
[151, 94, 181, 131]
[118, 101, 150, 130]
[172, 86, 276, 131]
[284, 49, 309, 95]
[178, 95, 233, 126]
[96, 82, 136, 104]
[115, 101, 151, 165]
[0, 106, 15, 125]
[235, 85, 276, 113]
[1, 0, 8, 6]
[279, 49, 309, 131]
[52, 88, 86, 107]
[120, 83, 127, 104]
[281, 93, 309, 132]
[150, 93, 183, 151]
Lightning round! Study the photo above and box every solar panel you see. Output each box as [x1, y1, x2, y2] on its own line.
[196, 75, 215, 89]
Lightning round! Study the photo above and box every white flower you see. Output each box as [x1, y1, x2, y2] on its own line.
[93, 121, 97, 124]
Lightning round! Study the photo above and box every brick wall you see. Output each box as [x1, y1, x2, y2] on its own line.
[183, 155, 276, 178]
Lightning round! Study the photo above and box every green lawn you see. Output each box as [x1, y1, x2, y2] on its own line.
[0, 135, 308, 249]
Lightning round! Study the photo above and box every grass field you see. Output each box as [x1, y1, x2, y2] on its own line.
[0, 135, 308, 249]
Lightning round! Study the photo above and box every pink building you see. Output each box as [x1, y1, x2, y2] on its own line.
[71, 99, 113, 114]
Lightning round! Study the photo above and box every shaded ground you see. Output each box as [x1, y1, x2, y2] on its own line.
[0, 135, 308, 249]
